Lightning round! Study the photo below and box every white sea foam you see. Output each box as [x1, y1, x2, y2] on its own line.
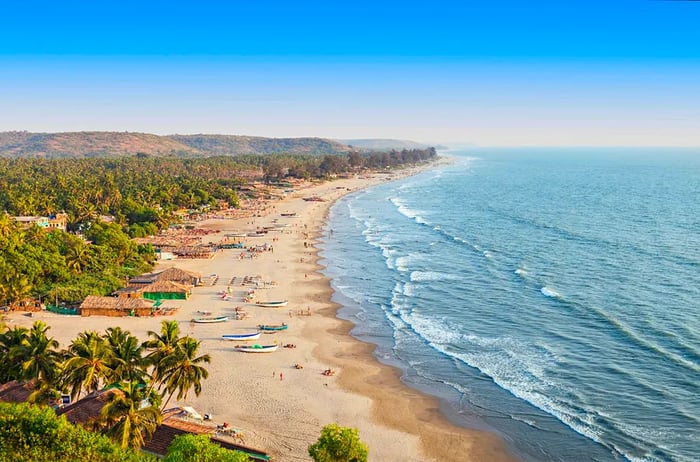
[394, 255, 410, 272]
[515, 267, 528, 277]
[541, 286, 561, 298]
[409, 271, 461, 282]
[390, 196, 431, 225]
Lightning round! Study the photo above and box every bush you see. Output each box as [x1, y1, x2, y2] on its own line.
[0, 402, 153, 462]
[163, 434, 248, 462]
[308, 423, 369, 462]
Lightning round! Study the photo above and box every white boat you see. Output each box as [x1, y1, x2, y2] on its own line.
[235, 344, 278, 353]
[255, 300, 288, 307]
[192, 316, 228, 323]
[222, 332, 261, 341]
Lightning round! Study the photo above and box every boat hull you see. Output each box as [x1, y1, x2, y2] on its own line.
[192, 316, 228, 323]
[235, 345, 278, 353]
[255, 301, 288, 307]
[222, 333, 261, 341]
[257, 324, 288, 332]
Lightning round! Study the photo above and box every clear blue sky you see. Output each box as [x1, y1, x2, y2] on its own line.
[1, 0, 699, 146]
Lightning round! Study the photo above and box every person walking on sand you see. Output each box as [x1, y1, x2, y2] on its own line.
[280, 372, 283, 381]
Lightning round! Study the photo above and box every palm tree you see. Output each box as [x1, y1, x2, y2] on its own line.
[103, 327, 147, 384]
[62, 330, 114, 400]
[12, 322, 64, 405]
[65, 242, 93, 275]
[100, 381, 162, 450]
[159, 336, 210, 410]
[142, 320, 181, 390]
[0, 325, 29, 381]
[15, 321, 61, 381]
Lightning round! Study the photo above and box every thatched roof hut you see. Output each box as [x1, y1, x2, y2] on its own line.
[129, 266, 202, 286]
[141, 280, 191, 300]
[79, 296, 155, 317]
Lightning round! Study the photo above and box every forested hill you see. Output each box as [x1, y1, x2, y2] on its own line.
[168, 134, 352, 156]
[338, 138, 429, 150]
[0, 131, 354, 158]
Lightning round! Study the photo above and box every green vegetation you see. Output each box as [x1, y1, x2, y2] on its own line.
[0, 145, 434, 305]
[169, 134, 352, 156]
[308, 423, 369, 462]
[0, 402, 154, 462]
[163, 434, 249, 462]
[0, 321, 212, 451]
[0, 131, 354, 158]
[0, 214, 154, 305]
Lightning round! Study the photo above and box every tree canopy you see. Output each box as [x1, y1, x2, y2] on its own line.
[308, 423, 369, 462]
[163, 434, 249, 462]
[0, 402, 154, 462]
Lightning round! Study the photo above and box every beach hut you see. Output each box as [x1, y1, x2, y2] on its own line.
[130, 266, 202, 286]
[79, 296, 155, 317]
[142, 407, 271, 461]
[140, 280, 191, 300]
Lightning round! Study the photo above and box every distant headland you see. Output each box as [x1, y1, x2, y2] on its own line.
[0, 131, 441, 159]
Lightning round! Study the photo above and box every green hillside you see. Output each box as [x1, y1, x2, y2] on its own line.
[168, 134, 353, 156]
[0, 131, 355, 158]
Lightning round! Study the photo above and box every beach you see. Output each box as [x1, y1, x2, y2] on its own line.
[6, 166, 514, 462]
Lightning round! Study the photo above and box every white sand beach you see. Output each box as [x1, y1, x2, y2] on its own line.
[6, 168, 514, 462]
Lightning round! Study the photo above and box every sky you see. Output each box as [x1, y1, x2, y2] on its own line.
[1, 0, 700, 146]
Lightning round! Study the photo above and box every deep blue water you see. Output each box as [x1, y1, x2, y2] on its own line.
[319, 149, 700, 462]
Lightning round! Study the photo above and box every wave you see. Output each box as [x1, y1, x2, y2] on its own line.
[491, 204, 700, 273]
[540, 286, 561, 299]
[389, 196, 431, 225]
[410, 270, 462, 282]
[539, 285, 700, 374]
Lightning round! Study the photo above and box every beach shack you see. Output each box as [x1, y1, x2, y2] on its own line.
[140, 280, 191, 300]
[143, 407, 271, 461]
[129, 266, 202, 287]
[79, 296, 155, 317]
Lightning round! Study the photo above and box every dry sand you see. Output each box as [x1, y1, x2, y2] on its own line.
[7, 167, 515, 461]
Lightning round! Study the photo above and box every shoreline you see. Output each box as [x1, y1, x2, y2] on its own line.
[3, 159, 515, 461]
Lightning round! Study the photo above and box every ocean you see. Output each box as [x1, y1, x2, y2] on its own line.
[318, 149, 700, 462]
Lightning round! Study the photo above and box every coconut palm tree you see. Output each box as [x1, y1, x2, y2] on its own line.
[14, 322, 64, 405]
[103, 327, 147, 384]
[14, 321, 62, 383]
[65, 242, 93, 275]
[100, 381, 162, 450]
[159, 336, 210, 410]
[0, 325, 29, 381]
[62, 330, 114, 400]
[142, 320, 181, 390]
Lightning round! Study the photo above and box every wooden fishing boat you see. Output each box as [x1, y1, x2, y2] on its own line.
[255, 300, 288, 307]
[235, 344, 278, 353]
[257, 323, 288, 332]
[222, 332, 261, 341]
[192, 316, 228, 323]
[280, 212, 297, 217]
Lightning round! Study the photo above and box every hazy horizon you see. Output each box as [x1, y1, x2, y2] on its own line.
[2, 1, 699, 147]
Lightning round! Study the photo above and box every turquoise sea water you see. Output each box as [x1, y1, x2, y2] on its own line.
[319, 149, 700, 462]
